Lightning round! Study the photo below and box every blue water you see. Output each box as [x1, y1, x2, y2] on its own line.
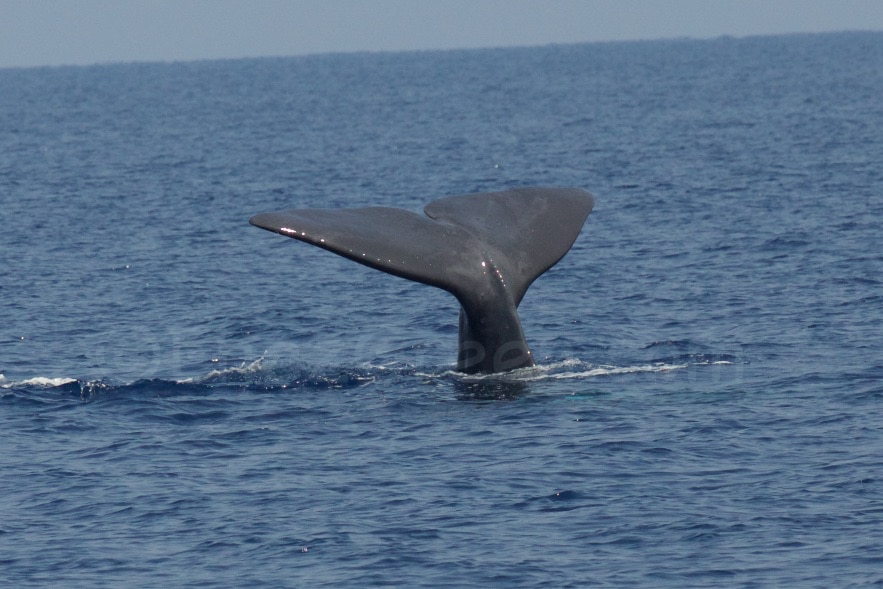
[2, 32, 883, 587]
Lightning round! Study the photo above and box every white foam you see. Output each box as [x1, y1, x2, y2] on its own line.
[203, 358, 265, 380]
[0, 375, 78, 388]
[417, 359, 690, 382]
[521, 363, 688, 381]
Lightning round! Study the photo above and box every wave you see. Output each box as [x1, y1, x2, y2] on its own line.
[523, 360, 691, 381]
[1, 354, 735, 400]
[0, 374, 78, 388]
[420, 358, 699, 384]
[0, 359, 382, 400]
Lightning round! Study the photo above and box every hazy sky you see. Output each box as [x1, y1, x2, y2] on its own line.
[2, 0, 883, 69]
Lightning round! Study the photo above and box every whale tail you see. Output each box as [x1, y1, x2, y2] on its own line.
[250, 187, 594, 373]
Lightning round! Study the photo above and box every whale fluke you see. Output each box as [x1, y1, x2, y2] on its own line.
[250, 187, 594, 373]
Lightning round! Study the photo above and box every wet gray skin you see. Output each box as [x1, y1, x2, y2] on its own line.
[250, 187, 594, 374]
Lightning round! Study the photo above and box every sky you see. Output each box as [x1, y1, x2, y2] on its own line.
[2, 0, 883, 69]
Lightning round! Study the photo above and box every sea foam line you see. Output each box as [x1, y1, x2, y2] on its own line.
[418, 359, 692, 382]
[202, 357, 266, 380]
[0, 374, 78, 388]
[519, 362, 689, 381]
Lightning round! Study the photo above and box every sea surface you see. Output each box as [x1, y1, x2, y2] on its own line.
[2, 32, 882, 587]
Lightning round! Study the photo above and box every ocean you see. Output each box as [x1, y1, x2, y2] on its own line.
[2, 32, 882, 587]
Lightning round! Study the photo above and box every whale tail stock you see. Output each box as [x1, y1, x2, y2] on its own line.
[249, 187, 594, 373]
